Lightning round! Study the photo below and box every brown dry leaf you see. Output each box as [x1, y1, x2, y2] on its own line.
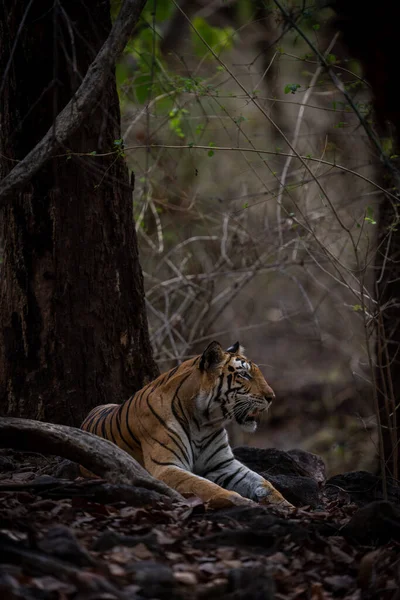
[216, 548, 235, 561]
[222, 559, 242, 569]
[358, 550, 379, 591]
[132, 542, 154, 560]
[166, 551, 183, 561]
[291, 585, 307, 598]
[311, 582, 326, 600]
[173, 563, 197, 573]
[108, 563, 126, 577]
[153, 528, 176, 545]
[174, 571, 198, 585]
[108, 546, 134, 564]
[268, 552, 289, 565]
[199, 562, 221, 575]
[329, 542, 354, 565]
[119, 506, 146, 518]
[324, 575, 354, 592]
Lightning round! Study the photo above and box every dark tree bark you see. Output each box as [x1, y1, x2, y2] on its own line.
[330, 0, 400, 477]
[0, 0, 159, 425]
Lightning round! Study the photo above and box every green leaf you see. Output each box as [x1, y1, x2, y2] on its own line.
[191, 17, 235, 58]
[365, 206, 377, 225]
[284, 83, 301, 95]
[195, 123, 205, 135]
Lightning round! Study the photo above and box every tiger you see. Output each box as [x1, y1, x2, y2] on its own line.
[80, 341, 292, 508]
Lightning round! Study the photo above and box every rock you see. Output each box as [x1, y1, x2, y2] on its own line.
[233, 447, 310, 477]
[52, 459, 81, 480]
[342, 501, 400, 544]
[92, 530, 159, 553]
[194, 506, 315, 553]
[0, 456, 15, 472]
[266, 474, 320, 507]
[325, 471, 400, 506]
[287, 449, 326, 484]
[129, 561, 180, 599]
[226, 566, 275, 600]
[233, 446, 323, 507]
[39, 525, 94, 567]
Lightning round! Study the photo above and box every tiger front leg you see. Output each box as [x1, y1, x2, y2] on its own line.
[199, 448, 294, 508]
[142, 448, 254, 508]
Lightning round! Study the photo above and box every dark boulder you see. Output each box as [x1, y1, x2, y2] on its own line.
[325, 471, 400, 506]
[233, 446, 324, 507]
[342, 501, 400, 544]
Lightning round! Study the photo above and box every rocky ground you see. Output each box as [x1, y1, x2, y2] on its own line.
[0, 447, 398, 600]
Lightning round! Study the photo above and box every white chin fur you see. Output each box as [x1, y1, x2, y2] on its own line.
[240, 420, 257, 433]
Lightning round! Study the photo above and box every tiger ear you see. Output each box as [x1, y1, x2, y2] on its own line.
[226, 341, 240, 354]
[199, 341, 225, 372]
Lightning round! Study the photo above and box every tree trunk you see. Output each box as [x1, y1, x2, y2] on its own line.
[0, 0, 158, 425]
[331, 0, 400, 477]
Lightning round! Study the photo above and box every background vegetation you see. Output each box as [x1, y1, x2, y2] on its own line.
[117, 0, 388, 476]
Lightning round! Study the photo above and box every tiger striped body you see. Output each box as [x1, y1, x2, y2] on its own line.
[81, 341, 291, 508]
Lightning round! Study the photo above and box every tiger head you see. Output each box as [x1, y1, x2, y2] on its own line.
[197, 340, 275, 432]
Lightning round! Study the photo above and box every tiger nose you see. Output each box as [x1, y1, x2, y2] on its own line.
[265, 390, 275, 402]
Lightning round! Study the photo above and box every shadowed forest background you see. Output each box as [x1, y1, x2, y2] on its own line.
[1, 0, 399, 481]
[114, 0, 393, 477]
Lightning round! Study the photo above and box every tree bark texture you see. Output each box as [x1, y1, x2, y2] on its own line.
[0, 0, 159, 425]
[331, 0, 400, 475]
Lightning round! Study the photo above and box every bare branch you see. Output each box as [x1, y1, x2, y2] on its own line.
[0, 0, 147, 204]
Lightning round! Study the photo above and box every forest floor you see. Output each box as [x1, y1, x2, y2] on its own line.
[0, 449, 398, 600]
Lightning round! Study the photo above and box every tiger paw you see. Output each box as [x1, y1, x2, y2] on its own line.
[255, 484, 294, 509]
[207, 490, 256, 510]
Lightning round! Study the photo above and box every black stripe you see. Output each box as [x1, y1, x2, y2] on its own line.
[201, 428, 224, 448]
[100, 407, 115, 439]
[219, 466, 243, 488]
[172, 396, 191, 445]
[202, 456, 234, 478]
[82, 407, 102, 432]
[122, 398, 141, 446]
[151, 458, 179, 467]
[232, 470, 249, 487]
[165, 365, 179, 381]
[145, 398, 191, 464]
[115, 405, 140, 451]
[108, 408, 118, 444]
[149, 433, 189, 466]
[209, 441, 229, 458]
[192, 428, 223, 450]
[192, 414, 201, 432]
[226, 373, 233, 390]
[205, 375, 224, 419]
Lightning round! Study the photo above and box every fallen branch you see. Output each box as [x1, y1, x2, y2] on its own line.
[0, 418, 183, 502]
[0, 0, 147, 204]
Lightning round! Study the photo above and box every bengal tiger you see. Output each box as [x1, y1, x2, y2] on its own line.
[80, 341, 292, 508]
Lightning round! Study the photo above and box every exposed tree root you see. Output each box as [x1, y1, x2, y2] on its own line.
[0, 418, 183, 502]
